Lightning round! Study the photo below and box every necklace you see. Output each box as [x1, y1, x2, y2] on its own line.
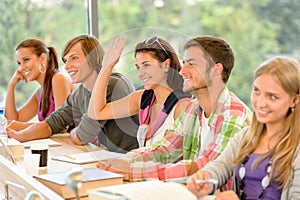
[238, 155, 272, 200]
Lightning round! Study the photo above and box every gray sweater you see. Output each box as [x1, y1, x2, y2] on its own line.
[45, 73, 139, 153]
[203, 127, 300, 200]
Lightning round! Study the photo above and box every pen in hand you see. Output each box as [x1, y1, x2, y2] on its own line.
[196, 179, 218, 185]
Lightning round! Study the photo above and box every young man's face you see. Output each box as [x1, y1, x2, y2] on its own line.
[63, 42, 94, 85]
[180, 46, 213, 93]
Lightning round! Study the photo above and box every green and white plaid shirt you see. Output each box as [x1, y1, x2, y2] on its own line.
[122, 87, 252, 181]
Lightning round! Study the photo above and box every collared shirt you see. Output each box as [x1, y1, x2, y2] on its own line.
[122, 87, 252, 181]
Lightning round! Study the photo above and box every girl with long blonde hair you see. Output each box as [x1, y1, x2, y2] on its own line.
[187, 56, 300, 200]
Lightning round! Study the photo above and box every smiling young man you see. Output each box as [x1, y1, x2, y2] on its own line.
[97, 36, 252, 181]
[7, 35, 139, 153]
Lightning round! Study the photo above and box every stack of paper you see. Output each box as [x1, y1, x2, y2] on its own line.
[22, 138, 61, 148]
[51, 150, 124, 164]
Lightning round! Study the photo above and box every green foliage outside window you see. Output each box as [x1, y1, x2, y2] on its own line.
[0, 0, 299, 109]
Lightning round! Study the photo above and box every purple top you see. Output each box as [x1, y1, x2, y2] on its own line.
[235, 153, 282, 200]
[37, 87, 55, 121]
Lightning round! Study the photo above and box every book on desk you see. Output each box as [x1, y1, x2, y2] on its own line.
[34, 167, 124, 199]
[88, 180, 198, 200]
[22, 138, 61, 148]
[51, 149, 124, 164]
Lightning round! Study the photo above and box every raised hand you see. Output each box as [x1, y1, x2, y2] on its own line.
[101, 35, 126, 73]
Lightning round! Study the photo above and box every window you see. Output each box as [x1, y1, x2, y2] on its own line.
[1, 0, 299, 107]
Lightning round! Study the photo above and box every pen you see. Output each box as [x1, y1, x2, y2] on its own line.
[6, 120, 15, 129]
[64, 154, 76, 160]
[196, 179, 218, 185]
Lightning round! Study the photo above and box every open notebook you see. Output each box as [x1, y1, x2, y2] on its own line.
[88, 180, 197, 200]
[88, 180, 217, 200]
[51, 149, 124, 164]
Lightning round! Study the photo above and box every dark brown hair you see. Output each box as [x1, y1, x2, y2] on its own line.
[134, 37, 183, 90]
[183, 36, 234, 83]
[16, 39, 59, 118]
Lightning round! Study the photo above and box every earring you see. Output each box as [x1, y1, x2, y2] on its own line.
[39, 63, 46, 74]
[290, 107, 295, 113]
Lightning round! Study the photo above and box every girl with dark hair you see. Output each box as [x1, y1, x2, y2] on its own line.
[5, 38, 73, 123]
[88, 36, 191, 147]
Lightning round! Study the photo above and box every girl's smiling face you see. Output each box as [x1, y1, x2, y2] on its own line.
[251, 74, 295, 129]
[135, 52, 169, 90]
[16, 47, 43, 82]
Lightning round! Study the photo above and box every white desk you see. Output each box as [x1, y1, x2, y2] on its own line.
[0, 134, 102, 200]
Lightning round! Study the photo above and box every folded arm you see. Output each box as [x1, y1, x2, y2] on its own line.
[7, 121, 52, 142]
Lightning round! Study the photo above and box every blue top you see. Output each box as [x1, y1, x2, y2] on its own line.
[235, 153, 282, 200]
[0, 109, 4, 115]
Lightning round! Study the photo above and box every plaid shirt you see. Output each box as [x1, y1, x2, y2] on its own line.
[122, 87, 252, 181]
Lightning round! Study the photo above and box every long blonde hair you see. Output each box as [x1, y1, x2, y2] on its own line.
[234, 56, 300, 189]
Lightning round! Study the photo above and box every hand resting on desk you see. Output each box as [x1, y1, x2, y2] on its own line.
[97, 159, 130, 180]
[69, 128, 84, 145]
[6, 128, 23, 141]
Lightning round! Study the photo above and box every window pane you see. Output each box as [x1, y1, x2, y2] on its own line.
[0, 0, 87, 108]
[97, 0, 300, 106]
